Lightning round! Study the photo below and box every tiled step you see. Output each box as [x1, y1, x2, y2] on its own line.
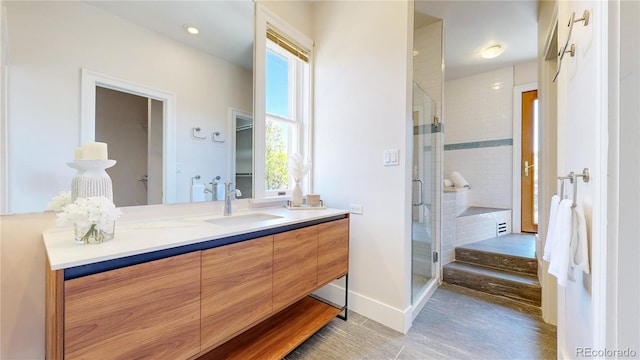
[443, 262, 541, 306]
[455, 247, 538, 276]
[455, 234, 538, 275]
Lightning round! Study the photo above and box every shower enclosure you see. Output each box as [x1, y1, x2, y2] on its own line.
[411, 82, 441, 302]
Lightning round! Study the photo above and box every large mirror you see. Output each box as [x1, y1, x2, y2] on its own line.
[1, 0, 255, 214]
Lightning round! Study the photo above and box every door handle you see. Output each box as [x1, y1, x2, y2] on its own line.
[412, 179, 424, 206]
[524, 160, 536, 177]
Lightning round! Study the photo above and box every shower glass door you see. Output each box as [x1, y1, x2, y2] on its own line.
[411, 82, 439, 302]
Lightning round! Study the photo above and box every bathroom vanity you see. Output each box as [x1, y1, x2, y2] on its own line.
[43, 207, 349, 359]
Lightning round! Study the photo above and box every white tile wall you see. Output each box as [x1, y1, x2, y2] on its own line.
[444, 66, 514, 144]
[455, 210, 512, 247]
[445, 146, 513, 209]
[444, 66, 515, 210]
[442, 190, 512, 263]
[442, 191, 457, 264]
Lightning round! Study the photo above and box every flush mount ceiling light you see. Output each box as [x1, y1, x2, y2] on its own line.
[481, 44, 504, 59]
[184, 25, 200, 35]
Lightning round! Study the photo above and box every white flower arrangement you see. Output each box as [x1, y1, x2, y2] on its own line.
[47, 191, 71, 212]
[53, 196, 123, 244]
[288, 153, 312, 182]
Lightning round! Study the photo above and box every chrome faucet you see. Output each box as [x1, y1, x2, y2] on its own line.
[204, 176, 222, 200]
[224, 182, 235, 216]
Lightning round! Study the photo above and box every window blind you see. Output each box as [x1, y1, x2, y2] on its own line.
[266, 28, 310, 63]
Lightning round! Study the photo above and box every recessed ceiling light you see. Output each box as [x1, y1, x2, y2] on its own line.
[184, 25, 199, 35]
[481, 44, 504, 59]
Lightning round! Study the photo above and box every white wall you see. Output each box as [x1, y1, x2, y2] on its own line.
[608, 0, 640, 352]
[313, 1, 413, 332]
[537, 0, 559, 326]
[4, 1, 252, 213]
[514, 60, 538, 85]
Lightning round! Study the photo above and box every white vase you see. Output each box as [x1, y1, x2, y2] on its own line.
[292, 180, 303, 207]
[74, 221, 115, 245]
[69, 160, 116, 201]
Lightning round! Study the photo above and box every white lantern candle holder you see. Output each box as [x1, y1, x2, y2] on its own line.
[67, 159, 116, 201]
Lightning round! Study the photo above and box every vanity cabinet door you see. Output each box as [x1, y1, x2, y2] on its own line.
[318, 218, 350, 285]
[64, 252, 201, 360]
[273, 226, 318, 311]
[200, 235, 274, 350]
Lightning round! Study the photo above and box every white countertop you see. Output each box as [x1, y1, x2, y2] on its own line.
[43, 206, 349, 271]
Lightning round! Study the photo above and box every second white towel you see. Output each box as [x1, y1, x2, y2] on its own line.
[548, 199, 573, 286]
[570, 203, 590, 274]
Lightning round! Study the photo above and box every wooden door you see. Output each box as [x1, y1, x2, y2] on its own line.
[201, 236, 274, 350]
[521, 89, 539, 233]
[273, 226, 318, 312]
[64, 252, 201, 360]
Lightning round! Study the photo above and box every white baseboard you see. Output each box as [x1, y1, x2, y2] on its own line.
[313, 282, 411, 334]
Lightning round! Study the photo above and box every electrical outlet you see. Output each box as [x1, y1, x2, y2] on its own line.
[349, 203, 363, 214]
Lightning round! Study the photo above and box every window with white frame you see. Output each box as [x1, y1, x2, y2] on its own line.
[254, 14, 312, 199]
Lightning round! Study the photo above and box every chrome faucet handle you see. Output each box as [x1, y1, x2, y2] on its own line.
[223, 182, 234, 216]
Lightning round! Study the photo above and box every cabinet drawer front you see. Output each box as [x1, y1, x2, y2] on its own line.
[273, 226, 318, 311]
[318, 218, 350, 285]
[64, 252, 201, 360]
[201, 235, 274, 350]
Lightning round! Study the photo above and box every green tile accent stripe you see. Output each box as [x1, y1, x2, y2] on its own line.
[444, 138, 512, 151]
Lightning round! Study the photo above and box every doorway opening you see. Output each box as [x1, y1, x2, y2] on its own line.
[512, 83, 539, 234]
[95, 87, 163, 207]
[81, 69, 176, 204]
[521, 90, 539, 233]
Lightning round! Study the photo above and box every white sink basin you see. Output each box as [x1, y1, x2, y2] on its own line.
[204, 213, 283, 226]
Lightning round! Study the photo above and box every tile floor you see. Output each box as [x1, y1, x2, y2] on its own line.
[286, 283, 557, 360]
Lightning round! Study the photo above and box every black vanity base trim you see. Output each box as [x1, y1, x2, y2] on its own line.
[64, 214, 347, 280]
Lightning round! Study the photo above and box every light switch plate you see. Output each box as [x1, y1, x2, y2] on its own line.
[383, 149, 399, 166]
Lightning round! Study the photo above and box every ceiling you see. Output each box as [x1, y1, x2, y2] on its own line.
[415, 0, 539, 80]
[88, 1, 254, 70]
[87, 1, 537, 80]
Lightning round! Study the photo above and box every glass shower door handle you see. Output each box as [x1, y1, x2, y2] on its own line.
[412, 178, 424, 206]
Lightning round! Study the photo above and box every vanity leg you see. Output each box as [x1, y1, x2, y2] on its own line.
[337, 273, 348, 321]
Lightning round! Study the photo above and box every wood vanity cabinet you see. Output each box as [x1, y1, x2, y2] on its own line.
[63, 252, 201, 360]
[317, 218, 349, 285]
[200, 235, 274, 350]
[46, 215, 349, 360]
[273, 226, 319, 312]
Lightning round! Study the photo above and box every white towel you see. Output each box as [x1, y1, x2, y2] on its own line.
[444, 179, 453, 188]
[570, 204, 590, 274]
[450, 171, 470, 188]
[191, 183, 206, 202]
[548, 199, 573, 287]
[543, 195, 560, 262]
